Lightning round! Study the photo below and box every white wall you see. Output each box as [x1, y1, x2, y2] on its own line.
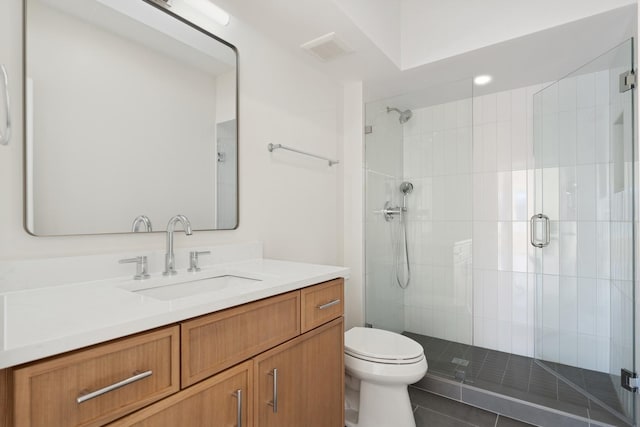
[342, 82, 364, 330]
[0, 0, 343, 270]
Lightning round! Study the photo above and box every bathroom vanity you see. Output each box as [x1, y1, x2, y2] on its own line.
[0, 245, 348, 427]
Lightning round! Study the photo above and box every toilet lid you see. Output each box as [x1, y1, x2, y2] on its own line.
[345, 327, 424, 364]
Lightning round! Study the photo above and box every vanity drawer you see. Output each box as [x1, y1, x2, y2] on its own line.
[108, 360, 252, 427]
[301, 278, 344, 333]
[13, 326, 180, 427]
[181, 290, 300, 387]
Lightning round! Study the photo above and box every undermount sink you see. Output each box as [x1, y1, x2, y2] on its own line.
[131, 275, 262, 301]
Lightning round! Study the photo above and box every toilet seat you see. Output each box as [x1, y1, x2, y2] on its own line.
[345, 327, 424, 365]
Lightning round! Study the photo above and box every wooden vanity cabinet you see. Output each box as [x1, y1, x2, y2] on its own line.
[6, 278, 345, 427]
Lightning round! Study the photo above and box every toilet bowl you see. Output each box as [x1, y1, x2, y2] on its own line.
[344, 327, 428, 427]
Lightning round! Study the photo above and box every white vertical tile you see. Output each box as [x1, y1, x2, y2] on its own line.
[433, 104, 445, 131]
[541, 82, 558, 114]
[577, 277, 597, 335]
[577, 334, 598, 370]
[542, 113, 559, 168]
[444, 130, 457, 175]
[542, 221, 559, 275]
[577, 73, 596, 108]
[559, 222, 577, 277]
[497, 172, 512, 221]
[482, 122, 498, 172]
[497, 321, 512, 353]
[596, 279, 611, 338]
[594, 105, 610, 164]
[498, 222, 513, 271]
[496, 121, 512, 172]
[558, 332, 578, 366]
[473, 96, 483, 126]
[542, 167, 559, 220]
[473, 124, 484, 173]
[497, 271, 512, 322]
[456, 127, 472, 174]
[542, 274, 560, 330]
[558, 110, 577, 167]
[457, 98, 472, 128]
[576, 107, 596, 165]
[496, 91, 511, 121]
[473, 222, 498, 270]
[596, 222, 610, 279]
[576, 164, 596, 221]
[577, 221, 597, 278]
[512, 222, 528, 273]
[558, 76, 577, 112]
[423, 106, 435, 133]
[511, 323, 528, 356]
[432, 131, 446, 176]
[595, 70, 610, 106]
[511, 171, 527, 221]
[512, 273, 528, 323]
[559, 167, 577, 221]
[444, 101, 457, 130]
[511, 88, 527, 171]
[482, 93, 497, 124]
[558, 276, 578, 333]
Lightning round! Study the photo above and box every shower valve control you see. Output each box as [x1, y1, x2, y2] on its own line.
[376, 201, 402, 222]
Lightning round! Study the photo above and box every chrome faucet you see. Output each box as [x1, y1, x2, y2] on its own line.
[163, 215, 192, 276]
[131, 215, 153, 232]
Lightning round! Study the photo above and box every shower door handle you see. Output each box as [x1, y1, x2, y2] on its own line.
[530, 213, 550, 248]
[0, 64, 10, 146]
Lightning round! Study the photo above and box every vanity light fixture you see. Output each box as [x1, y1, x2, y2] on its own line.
[182, 0, 230, 26]
[474, 75, 492, 85]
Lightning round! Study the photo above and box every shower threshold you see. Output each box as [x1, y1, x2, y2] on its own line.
[403, 332, 632, 427]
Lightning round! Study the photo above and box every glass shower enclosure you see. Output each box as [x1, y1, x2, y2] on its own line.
[533, 38, 636, 423]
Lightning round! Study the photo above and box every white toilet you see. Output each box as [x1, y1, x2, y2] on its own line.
[344, 327, 428, 427]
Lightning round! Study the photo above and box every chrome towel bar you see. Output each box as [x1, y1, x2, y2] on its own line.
[267, 143, 339, 166]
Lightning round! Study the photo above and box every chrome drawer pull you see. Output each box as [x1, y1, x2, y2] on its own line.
[267, 368, 278, 413]
[76, 370, 152, 404]
[317, 299, 341, 310]
[232, 389, 242, 427]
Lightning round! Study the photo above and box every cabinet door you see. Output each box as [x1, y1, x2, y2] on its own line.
[254, 340, 303, 427]
[301, 318, 344, 427]
[109, 361, 252, 427]
[254, 318, 344, 427]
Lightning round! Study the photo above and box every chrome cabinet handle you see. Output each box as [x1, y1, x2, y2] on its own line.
[317, 299, 341, 310]
[76, 370, 152, 404]
[232, 389, 242, 427]
[530, 213, 550, 248]
[267, 368, 278, 413]
[0, 65, 10, 146]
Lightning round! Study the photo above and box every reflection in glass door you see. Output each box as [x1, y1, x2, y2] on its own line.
[533, 39, 635, 424]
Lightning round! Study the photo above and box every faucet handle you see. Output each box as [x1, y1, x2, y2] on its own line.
[188, 251, 211, 273]
[119, 256, 151, 280]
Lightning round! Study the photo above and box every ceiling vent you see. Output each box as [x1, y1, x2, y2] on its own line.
[300, 32, 352, 62]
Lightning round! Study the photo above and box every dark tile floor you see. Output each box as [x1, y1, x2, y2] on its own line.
[404, 332, 631, 426]
[409, 387, 535, 427]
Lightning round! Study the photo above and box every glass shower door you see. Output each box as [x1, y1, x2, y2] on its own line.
[533, 39, 635, 424]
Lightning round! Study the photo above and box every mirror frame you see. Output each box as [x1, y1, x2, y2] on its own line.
[22, 0, 240, 236]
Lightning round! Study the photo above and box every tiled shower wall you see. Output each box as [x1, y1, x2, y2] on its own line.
[400, 72, 619, 373]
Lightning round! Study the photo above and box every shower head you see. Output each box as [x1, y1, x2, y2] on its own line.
[400, 181, 413, 195]
[386, 106, 413, 124]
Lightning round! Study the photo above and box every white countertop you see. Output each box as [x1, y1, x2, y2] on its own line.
[0, 258, 349, 369]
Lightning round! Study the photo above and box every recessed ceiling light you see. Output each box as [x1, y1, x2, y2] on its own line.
[474, 75, 492, 86]
[182, 0, 230, 26]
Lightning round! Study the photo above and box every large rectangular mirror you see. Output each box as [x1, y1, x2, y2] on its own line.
[24, 0, 238, 236]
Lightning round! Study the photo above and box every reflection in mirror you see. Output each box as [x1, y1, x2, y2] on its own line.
[24, 0, 238, 235]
